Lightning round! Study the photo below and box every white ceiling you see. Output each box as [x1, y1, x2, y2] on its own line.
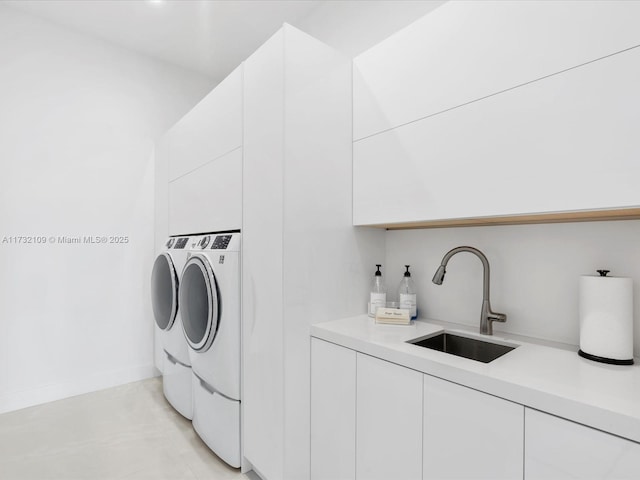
[2, 0, 446, 83]
[1, 0, 323, 81]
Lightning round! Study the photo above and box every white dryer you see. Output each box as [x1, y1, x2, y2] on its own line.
[151, 236, 194, 419]
[179, 233, 241, 467]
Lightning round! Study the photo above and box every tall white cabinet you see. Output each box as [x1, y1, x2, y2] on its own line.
[242, 25, 384, 480]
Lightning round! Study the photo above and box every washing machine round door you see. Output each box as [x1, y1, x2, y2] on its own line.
[151, 253, 178, 331]
[179, 255, 220, 352]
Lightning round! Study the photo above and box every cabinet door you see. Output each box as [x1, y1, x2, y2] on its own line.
[354, 47, 640, 226]
[241, 29, 286, 480]
[169, 65, 242, 181]
[311, 338, 356, 480]
[356, 353, 422, 480]
[354, 1, 640, 140]
[525, 408, 640, 479]
[423, 375, 523, 479]
[168, 147, 242, 235]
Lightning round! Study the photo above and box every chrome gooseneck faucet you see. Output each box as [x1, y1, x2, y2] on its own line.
[432, 246, 506, 335]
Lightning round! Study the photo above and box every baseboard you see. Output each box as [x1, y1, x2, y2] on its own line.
[0, 364, 159, 414]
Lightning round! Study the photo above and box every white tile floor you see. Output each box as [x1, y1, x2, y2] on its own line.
[0, 378, 253, 480]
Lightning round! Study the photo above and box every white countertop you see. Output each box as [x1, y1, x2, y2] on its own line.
[311, 315, 640, 443]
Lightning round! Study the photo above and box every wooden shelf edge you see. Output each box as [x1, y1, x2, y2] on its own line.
[355, 208, 640, 230]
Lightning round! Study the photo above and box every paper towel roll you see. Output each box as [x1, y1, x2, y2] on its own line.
[579, 274, 633, 364]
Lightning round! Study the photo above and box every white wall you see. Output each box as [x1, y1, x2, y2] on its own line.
[294, 0, 446, 57]
[385, 220, 640, 355]
[0, 5, 214, 413]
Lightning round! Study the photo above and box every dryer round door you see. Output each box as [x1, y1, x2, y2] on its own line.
[179, 255, 220, 352]
[151, 253, 178, 331]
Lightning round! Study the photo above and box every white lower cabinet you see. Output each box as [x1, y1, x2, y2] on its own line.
[310, 342, 640, 480]
[311, 338, 356, 480]
[525, 408, 640, 479]
[423, 375, 523, 479]
[356, 353, 423, 480]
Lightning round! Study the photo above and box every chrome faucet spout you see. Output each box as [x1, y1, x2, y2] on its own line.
[432, 246, 506, 335]
[432, 265, 446, 285]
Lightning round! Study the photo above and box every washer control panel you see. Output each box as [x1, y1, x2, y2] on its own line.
[211, 235, 232, 250]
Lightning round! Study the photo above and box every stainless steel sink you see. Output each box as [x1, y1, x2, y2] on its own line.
[408, 332, 516, 363]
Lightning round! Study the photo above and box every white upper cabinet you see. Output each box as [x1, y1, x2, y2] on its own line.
[354, 0, 640, 140]
[165, 65, 243, 234]
[354, 43, 640, 226]
[168, 147, 242, 235]
[525, 408, 640, 479]
[168, 65, 242, 181]
[353, 0, 640, 227]
[423, 375, 523, 480]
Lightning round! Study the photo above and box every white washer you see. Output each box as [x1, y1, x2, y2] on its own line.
[151, 236, 194, 419]
[179, 233, 241, 467]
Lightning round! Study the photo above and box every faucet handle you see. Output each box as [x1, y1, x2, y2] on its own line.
[489, 312, 507, 323]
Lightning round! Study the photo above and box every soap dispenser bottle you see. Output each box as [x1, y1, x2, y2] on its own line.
[369, 264, 386, 317]
[398, 265, 417, 320]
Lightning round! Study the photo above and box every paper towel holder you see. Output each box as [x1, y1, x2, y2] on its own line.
[578, 269, 634, 366]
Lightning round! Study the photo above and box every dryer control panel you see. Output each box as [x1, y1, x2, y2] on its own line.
[211, 235, 232, 250]
[182, 233, 239, 252]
